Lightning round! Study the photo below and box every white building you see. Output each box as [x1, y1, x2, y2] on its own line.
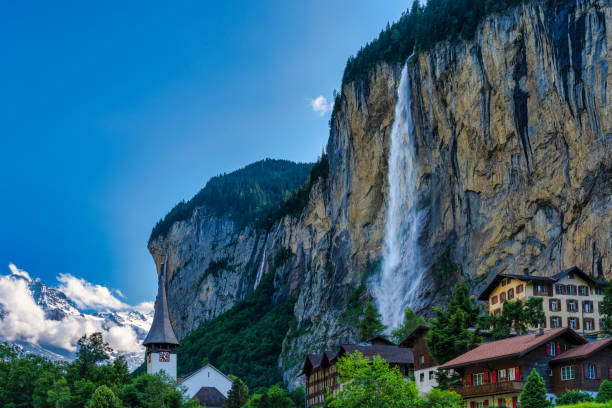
[178, 364, 233, 399]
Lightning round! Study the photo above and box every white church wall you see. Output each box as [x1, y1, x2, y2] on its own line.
[147, 351, 177, 380]
[180, 364, 233, 399]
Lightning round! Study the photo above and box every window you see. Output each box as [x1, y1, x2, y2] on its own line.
[550, 299, 559, 311]
[568, 300, 577, 312]
[494, 309, 501, 316]
[536, 284, 546, 293]
[579, 286, 588, 296]
[588, 364, 596, 379]
[569, 318, 578, 329]
[549, 369, 553, 377]
[551, 316, 561, 328]
[420, 373, 425, 382]
[567, 285, 576, 295]
[500, 292, 506, 301]
[584, 319, 593, 331]
[473, 373, 485, 386]
[600, 302, 603, 313]
[502, 279, 507, 287]
[419, 355, 424, 364]
[596, 288, 603, 295]
[508, 288, 514, 299]
[568, 272, 574, 279]
[561, 366, 575, 380]
[498, 369, 507, 381]
[517, 284, 524, 294]
[491, 295, 498, 305]
[556, 284, 564, 295]
[584, 301, 592, 313]
[507, 367, 516, 381]
[549, 342, 557, 357]
[429, 371, 434, 380]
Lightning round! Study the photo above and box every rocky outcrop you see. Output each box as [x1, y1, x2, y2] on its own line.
[149, 0, 611, 387]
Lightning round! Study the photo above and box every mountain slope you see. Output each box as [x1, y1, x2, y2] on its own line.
[150, 0, 611, 387]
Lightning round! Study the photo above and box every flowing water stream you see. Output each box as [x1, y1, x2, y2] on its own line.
[373, 63, 427, 330]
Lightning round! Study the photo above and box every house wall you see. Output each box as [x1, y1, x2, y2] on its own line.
[415, 366, 439, 395]
[180, 365, 233, 399]
[464, 393, 520, 408]
[488, 278, 528, 315]
[147, 351, 177, 380]
[306, 364, 339, 407]
[551, 346, 612, 395]
[544, 273, 605, 333]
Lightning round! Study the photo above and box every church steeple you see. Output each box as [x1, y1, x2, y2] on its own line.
[144, 255, 179, 379]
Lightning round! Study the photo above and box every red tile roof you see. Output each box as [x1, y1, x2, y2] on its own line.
[550, 338, 612, 363]
[439, 328, 586, 369]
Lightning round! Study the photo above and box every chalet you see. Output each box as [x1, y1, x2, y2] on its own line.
[437, 328, 612, 407]
[399, 326, 440, 394]
[301, 340, 414, 407]
[549, 338, 612, 398]
[479, 267, 609, 335]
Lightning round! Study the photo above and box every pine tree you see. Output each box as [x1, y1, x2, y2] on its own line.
[86, 385, 123, 408]
[390, 307, 426, 343]
[519, 369, 550, 408]
[226, 376, 250, 408]
[357, 302, 387, 341]
[427, 282, 481, 364]
[596, 379, 612, 403]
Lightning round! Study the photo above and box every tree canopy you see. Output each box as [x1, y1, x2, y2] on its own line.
[482, 297, 545, 340]
[520, 369, 551, 408]
[390, 306, 426, 344]
[357, 301, 387, 341]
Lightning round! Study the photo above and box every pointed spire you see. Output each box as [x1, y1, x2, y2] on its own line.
[143, 255, 179, 346]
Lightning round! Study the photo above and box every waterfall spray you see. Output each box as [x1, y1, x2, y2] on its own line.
[373, 63, 427, 330]
[254, 245, 267, 289]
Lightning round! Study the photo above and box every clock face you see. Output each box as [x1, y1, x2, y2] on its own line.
[159, 352, 170, 362]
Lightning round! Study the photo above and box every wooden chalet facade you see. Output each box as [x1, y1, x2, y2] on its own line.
[439, 328, 612, 407]
[479, 267, 609, 335]
[301, 339, 414, 407]
[400, 326, 440, 394]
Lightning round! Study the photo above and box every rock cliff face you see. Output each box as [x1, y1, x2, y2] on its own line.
[148, 0, 611, 386]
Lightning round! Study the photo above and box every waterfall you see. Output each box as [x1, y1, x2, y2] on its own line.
[254, 245, 267, 289]
[373, 63, 427, 330]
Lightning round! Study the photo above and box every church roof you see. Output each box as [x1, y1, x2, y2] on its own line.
[192, 387, 227, 407]
[143, 257, 179, 346]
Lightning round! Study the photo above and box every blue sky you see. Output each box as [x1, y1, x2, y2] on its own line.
[0, 1, 408, 305]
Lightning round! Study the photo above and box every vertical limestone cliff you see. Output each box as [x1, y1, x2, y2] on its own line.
[148, 0, 611, 386]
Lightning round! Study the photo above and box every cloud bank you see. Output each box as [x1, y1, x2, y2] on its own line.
[309, 95, 333, 116]
[0, 264, 150, 355]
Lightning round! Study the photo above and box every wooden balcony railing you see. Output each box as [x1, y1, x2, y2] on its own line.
[451, 381, 525, 398]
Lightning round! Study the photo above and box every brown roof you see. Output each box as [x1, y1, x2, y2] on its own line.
[439, 328, 586, 369]
[339, 344, 414, 365]
[399, 325, 430, 348]
[550, 338, 612, 363]
[192, 387, 227, 407]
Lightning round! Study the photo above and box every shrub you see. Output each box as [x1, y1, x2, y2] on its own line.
[557, 390, 594, 405]
[597, 380, 612, 403]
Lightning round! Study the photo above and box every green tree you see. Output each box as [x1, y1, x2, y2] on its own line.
[226, 376, 250, 408]
[47, 377, 71, 408]
[86, 385, 123, 408]
[390, 307, 426, 343]
[327, 351, 419, 408]
[556, 390, 593, 405]
[602, 284, 612, 337]
[357, 302, 387, 341]
[70, 333, 111, 382]
[597, 380, 612, 403]
[483, 298, 546, 340]
[519, 369, 550, 408]
[417, 388, 463, 408]
[244, 385, 295, 408]
[289, 387, 306, 408]
[427, 282, 481, 364]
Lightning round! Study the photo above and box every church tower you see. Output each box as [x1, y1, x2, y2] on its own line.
[143, 256, 179, 379]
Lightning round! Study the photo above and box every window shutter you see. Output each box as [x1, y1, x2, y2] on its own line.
[573, 285, 578, 294]
[467, 375, 472, 386]
[546, 343, 551, 356]
[541, 317, 546, 328]
[608, 367, 612, 379]
[576, 318, 580, 330]
[550, 316, 554, 328]
[549, 299, 553, 310]
[498, 398, 503, 406]
[591, 301, 595, 312]
[562, 285, 567, 295]
[470, 402, 475, 408]
[584, 364, 589, 379]
[484, 400, 489, 407]
[567, 299, 571, 311]
[492, 370, 497, 383]
[513, 396, 518, 408]
[484, 372, 489, 383]
[515, 366, 520, 380]
[597, 365, 602, 379]
[548, 284, 553, 296]
[556, 342, 561, 355]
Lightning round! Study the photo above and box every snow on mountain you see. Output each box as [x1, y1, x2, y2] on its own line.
[0, 267, 153, 371]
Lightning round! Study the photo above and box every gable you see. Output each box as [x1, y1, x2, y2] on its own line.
[179, 364, 233, 399]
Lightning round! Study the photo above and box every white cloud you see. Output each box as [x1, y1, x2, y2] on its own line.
[57, 273, 129, 311]
[309, 95, 333, 116]
[0, 264, 150, 356]
[9, 263, 31, 280]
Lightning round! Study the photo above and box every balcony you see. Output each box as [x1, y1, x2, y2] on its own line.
[452, 381, 525, 398]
